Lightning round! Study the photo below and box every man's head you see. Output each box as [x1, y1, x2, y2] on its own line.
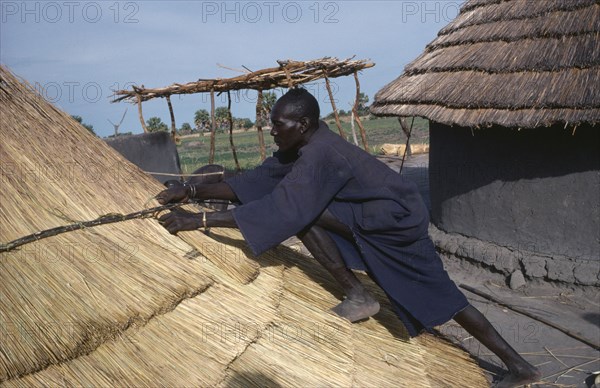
[270, 88, 320, 152]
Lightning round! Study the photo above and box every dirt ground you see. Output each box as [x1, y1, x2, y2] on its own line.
[378, 154, 600, 388]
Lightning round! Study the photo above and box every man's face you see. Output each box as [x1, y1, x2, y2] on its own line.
[269, 101, 306, 153]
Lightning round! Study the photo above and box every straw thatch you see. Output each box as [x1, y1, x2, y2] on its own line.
[112, 57, 374, 103]
[0, 65, 487, 387]
[370, 0, 600, 128]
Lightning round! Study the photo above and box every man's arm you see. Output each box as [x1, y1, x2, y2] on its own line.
[158, 207, 238, 234]
[156, 181, 238, 205]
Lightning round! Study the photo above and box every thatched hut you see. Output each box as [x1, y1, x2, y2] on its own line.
[0, 66, 487, 385]
[371, 0, 599, 286]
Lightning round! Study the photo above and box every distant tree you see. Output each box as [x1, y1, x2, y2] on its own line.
[215, 107, 230, 131]
[179, 122, 192, 133]
[356, 92, 370, 116]
[241, 118, 254, 130]
[194, 109, 210, 131]
[71, 115, 96, 135]
[146, 117, 168, 132]
[262, 91, 277, 119]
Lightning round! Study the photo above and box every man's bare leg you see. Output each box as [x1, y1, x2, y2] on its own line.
[309, 211, 540, 386]
[297, 213, 380, 322]
[454, 305, 541, 387]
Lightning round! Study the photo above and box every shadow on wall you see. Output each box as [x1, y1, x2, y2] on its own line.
[429, 123, 599, 194]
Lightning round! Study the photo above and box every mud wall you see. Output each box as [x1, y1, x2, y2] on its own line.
[105, 132, 181, 184]
[429, 122, 599, 285]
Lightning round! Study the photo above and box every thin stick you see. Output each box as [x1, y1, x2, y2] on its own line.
[544, 346, 569, 368]
[541, 358, 599, 380]
[209, 89, 216, 164]
[0, 203, 184, 253]
[166, 95, 177, 140]
[142, 171, 226, 177]
[324, 75, 346, 140]
[226, 91, 241, 172]
[398, 117, 413, 156]
[256, 89, 266, 161]
[137, 94, 149, 133]
[352, 71, 369, 151]
[459, 284, 600, 350]
[398, 117, 414, 174]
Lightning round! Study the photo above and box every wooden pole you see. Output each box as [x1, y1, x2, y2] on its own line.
[324, 75, 346, 140]
[137, 94, 149, 133]
[399, 117, 414, 174]
[166, 95, 177, 140]
[352, 71, 369, 151]
[398, 117, 412, 156]
[350, 110, 359, 146]
[227, 91, 241, 172]
[209, 89, 216, 164]
[256, 89, 266, 161]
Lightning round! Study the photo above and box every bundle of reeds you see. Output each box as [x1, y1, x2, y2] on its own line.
[1, 65, 487, 387]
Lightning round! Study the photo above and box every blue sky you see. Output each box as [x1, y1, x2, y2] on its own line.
[1, 1, 463, 137]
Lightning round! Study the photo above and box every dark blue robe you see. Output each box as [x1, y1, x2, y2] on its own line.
[225, 122, 468, 336]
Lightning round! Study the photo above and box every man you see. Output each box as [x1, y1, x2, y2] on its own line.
[157, 88, 540, 387]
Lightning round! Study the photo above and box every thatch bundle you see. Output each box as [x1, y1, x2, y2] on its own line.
[0, 66, 486, 386]
[381, 143, 430, 156]
[370, 0, 600, 128]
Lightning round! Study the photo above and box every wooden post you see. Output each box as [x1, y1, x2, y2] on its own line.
[398, 117, 412, 156]
[227, 91, 241, 172]
[137, 94, 149, 133]
[324, 75, 346, 140]
[398, 117, 414, 174]
[209, 89, 216, 164]
[166, 95, 177, 141]
[350, 110, 359, 146]
[256, 89, 266, 161]
[352, 71, 369, 151]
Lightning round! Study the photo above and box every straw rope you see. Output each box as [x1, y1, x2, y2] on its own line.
[142, 171, 225, 177]
[0, 203, 183, 253]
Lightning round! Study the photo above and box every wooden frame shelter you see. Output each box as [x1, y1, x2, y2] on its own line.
[112, 57, 374, 170]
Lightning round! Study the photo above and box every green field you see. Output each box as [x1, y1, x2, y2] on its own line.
[178, 116, 429, 173]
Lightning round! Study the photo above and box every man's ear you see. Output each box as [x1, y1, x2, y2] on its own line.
[299, 117, 310, 133]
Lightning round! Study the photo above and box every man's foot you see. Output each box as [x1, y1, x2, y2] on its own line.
[330, 293, 380, 322]
[495, 365, 542, 388]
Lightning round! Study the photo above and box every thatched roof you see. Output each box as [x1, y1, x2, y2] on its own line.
[0, 65, 486, 386]
[370, 0, 600, 128]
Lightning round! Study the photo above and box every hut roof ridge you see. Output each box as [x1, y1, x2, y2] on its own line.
[439, 0, 597, 37]
[371, 0, 600, 128]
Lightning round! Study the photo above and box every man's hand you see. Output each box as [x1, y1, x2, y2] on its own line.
[156, 181, 189, 205]
[158, 210, 202, 234]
